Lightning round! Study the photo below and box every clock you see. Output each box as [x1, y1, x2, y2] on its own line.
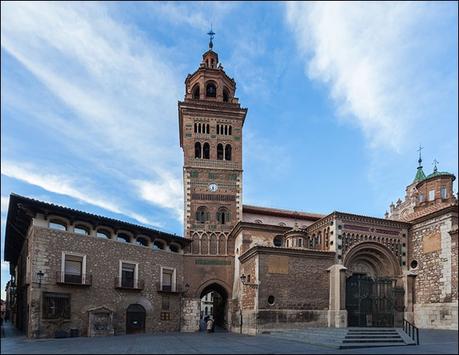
[208, 183, 218, 192]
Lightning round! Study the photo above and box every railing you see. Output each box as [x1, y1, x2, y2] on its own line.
[114, 277, 144, 290]
[402, 319, 420, 345]
[156, 282, 184, 293]
[56, 272, 92, 286]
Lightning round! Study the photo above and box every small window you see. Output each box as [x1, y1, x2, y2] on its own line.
[254, 219, 263, 224]
[195, 142, 202, 159]
[225, 144, 232, 161]
[135, 238, 149, 247]
[196, 206, 209, 223]
[428, 190, 435, 201]
[120, 262, 137, 288]
[117, 233, 130, 243]
[169, 244, 180, 253]
[268, 295, 275, 305]
[418, 193, 425, 203]
[217, 207, 230, 225]
[273, 235, 283, 247]
[217, 144, 224, 160]
[298, 238, 302, 247]
[96, 229, 110, 239]
[161, 268, 175, 292]
[206, 83, 216, 97]
[440, 186, 447, 199]
[49, 220, 67, 231]
[63, 254, 83, 284]
[410, 260, 418, 269]
[74, 226, 89, 235]
[203, 142, 210, 159]
[43, 292, 70, 319]
[192, 84, 200, 100]
[229, 126, 232, 135]
[223, 88, 229, 102]
[153, 240, 165, 250]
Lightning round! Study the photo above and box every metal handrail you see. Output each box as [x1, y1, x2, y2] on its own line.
[402, 319, 419, 345]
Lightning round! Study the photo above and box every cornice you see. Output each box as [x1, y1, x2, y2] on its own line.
[238, 245, 335, 263]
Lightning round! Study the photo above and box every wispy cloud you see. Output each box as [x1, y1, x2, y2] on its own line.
[1, 2, 185, 222]
[2, 161, 162, 227]
[285, 2, 457, 152]
[1, 196, 9, 216]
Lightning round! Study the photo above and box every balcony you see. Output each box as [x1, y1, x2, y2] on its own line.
[114, 277, 144, 291]
[56, 272, 92, 287]
[156, 282, 185, 294]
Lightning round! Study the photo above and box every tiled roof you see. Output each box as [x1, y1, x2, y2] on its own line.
[242, 204, 324, 220]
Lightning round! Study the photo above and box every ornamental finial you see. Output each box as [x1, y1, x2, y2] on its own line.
[207, 25, 215, 50]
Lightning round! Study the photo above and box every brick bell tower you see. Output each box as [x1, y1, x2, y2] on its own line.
[178, 32, 247, 255]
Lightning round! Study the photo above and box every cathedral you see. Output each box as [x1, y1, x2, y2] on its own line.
[4, 36, 458, 339]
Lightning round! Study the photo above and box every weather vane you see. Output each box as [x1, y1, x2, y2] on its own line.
[207, 25, 215, 50]
[417, 145, 423, 165]
[433, 158, 439, 172]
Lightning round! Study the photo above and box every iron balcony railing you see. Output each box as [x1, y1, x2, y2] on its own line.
[114, 277, 144, 290]
[402, 319, 420, 345]
[56, 272, 92, 286]
[156, 282, 184, 293]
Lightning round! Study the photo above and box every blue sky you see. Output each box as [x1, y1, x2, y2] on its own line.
[1, 2, 457, 298]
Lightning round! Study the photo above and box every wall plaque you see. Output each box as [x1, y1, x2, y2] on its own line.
[423, 232, 441, 253]
[267, 255, 289, 274]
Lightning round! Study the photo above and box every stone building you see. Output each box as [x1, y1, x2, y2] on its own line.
[4, 35, 458, 338]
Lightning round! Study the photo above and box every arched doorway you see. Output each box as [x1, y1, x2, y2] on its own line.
[126, 304, 146, 334]
[199, 282, 228, 331]
[344, 242, 404, 327]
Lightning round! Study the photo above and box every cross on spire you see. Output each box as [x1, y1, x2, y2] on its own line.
[207, 25, 215, 50]
[417, 145, 423, 165]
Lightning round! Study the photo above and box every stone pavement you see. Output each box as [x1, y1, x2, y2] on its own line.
[1, 322, 457, 354]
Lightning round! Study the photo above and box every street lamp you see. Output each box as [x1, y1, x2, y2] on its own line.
[37, 270, 44, 288]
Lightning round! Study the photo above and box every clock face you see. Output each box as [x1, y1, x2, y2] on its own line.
[208, 183, 218, 192]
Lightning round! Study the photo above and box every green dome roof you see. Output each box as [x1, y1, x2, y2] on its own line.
[425, 170, 456, 181]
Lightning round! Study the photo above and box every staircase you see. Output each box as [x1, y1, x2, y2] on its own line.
[340, 328, 416, 349]
[261, 327, 416, 349]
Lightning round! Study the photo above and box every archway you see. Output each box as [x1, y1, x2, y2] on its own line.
[126, 304, 146, 334]
[199, 282, 229, 331]
[343, 242, 404, 327]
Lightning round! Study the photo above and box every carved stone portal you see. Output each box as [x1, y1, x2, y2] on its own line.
[88, 307, 114, 337]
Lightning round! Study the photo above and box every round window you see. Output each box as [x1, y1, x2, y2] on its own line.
[410, 260, 418, 269]
[268, 295, 275, 305]
[273, 235, 283, 247]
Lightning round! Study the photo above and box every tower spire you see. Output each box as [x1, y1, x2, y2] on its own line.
[414, 145, 426, 182]
[207, 25, 215, 50]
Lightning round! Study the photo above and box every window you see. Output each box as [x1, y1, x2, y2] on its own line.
[49, 220, 66, 231]
[135, 237, 149, 247]
[195, 142, 202, 159]
[63, 254, 84, 284]
[120, 262, 137, 288]
[43, 292, 70, 319]
[440, 186, 447, 199]
[196, 206, 209, 223]
[96, 229, 110, 239]
[206, 83, 216, 97]
[161, 267, 176, 292]
[206, 124, 210, 134]
[418, 193, 424, 203]
[217, 207, 230, 224]
[229, 126, 232, 135]
[192, 84, 200, 99]
[169, 244, 180, 253]
[203, 142, 210, 159]
[254, 219, 263, 224]
[268, 295, 275, 305]
[153, 240, 165, 250]
[217, 144, 224, 160]
[117, 233, 130, 243]
[428, 190, 435, 201]
[225, 144, 232, 161]
[273, 235, 283, 247]
[298, 238, 303, 247]
[73, 225, 89, 235]
[223, 88, 229, 102]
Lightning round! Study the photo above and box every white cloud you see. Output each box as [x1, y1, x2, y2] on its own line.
[1, 196, 9, 216]
[2, 161, 162, 227]
[285, 2, 456, 152]
[1, 2, 185, 222]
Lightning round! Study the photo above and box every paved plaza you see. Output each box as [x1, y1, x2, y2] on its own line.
[1, 322, 457, 354]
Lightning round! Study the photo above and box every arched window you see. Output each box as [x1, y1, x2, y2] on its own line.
[217, 144, 224, 160]
[117, 233, 130, 243]
[169, 244, 180, 253]
[217, 207, 230, 224]
[74, 225, 89, 235]
[192, 84, 200, 100]
[195, 142, 202, 159]
[224, 125, 228, 135]
[223, 88, 229, 102]
[194, 123, 197, 133]
[206, 83, 216, 97]
[203, 142, 210, 159]
[229, 126, 232, 135]
[198, 123, 201, 134]
[206, 124, 210, 134]
[153, 240, 165, 250]
[49, 220, 67, 231]
[135, 237, 149, 247]
[225, 144, 232, 161]
[196, 206, 209, 223]
[96, 229, 111, 239]
[217, 125, 220, 135]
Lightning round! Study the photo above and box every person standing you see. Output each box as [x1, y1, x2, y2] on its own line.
[206, 317, 214, 333]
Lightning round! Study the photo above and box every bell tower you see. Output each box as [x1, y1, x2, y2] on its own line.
[178, 33, 247, 255]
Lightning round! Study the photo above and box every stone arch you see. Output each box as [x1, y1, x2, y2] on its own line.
[218, 234, 226, 255]
[209, 234, 217, 255]
[344, 241, 401, 277]
[200, 233, 209, 254]
[192, 233, 200, 254]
